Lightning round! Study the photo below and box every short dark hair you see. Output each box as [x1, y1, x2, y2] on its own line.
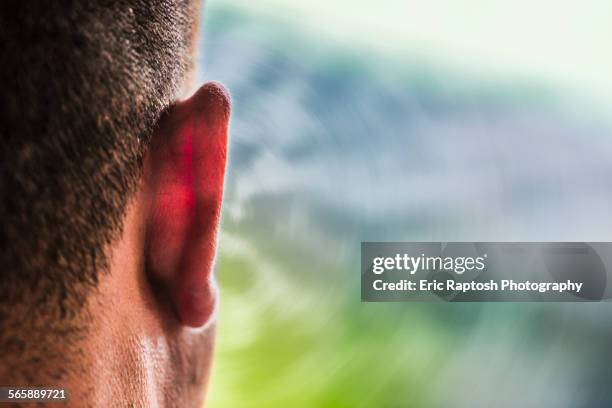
[0, 1, 197, 331]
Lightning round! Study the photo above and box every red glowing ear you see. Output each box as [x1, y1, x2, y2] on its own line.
[146, 82, 230, 328]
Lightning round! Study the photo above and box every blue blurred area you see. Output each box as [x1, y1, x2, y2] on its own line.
[199, 5, 612, 408]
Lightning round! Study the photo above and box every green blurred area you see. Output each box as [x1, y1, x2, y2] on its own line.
[210, 236, 452, 408]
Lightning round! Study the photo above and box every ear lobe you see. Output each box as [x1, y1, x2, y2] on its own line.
[145, 82, 230, 328]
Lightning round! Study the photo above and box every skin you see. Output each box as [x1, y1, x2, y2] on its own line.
[69, 82, 231, 407]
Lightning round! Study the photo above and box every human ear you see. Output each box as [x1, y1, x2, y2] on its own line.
[144, 82, 230, 328]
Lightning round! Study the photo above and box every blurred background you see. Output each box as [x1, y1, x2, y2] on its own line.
[197, 1, 612, 407]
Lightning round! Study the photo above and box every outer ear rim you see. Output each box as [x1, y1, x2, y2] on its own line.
[145, 81, 231, 329]
[179, 81, 231, 123]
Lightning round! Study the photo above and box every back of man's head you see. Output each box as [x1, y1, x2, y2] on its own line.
[0, 0, 196, 371]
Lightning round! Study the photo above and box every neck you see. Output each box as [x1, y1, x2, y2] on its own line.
[0, 198, 156, 406]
